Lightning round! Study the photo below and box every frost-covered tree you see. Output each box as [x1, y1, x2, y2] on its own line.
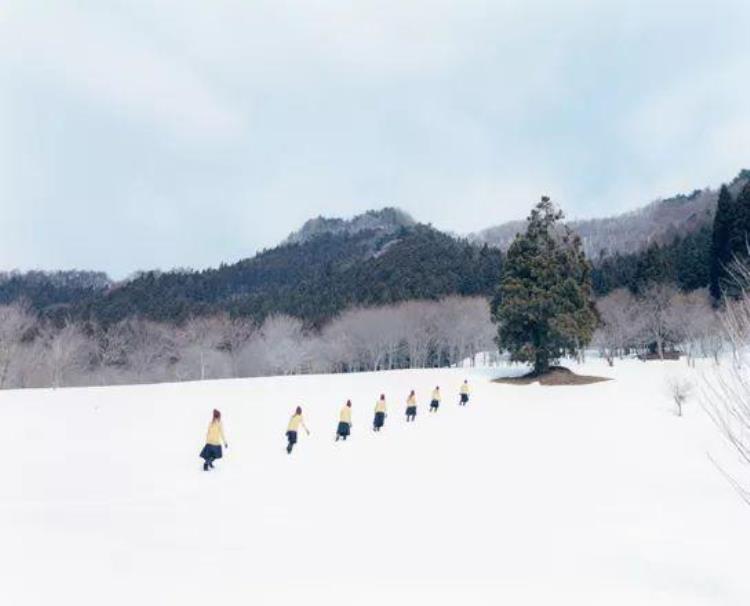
[636, 283, 681, 360]
[178, 316, 227, 381]
[0, 304, 36, 388]
[594, 289, 643, 365]
[120, 319, 178, 382]
[258, 315, 309, 375]
[41, 322, 93, 388]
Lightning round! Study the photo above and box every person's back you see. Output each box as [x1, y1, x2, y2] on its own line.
[430, 387, 441, 412]
[459, 381, 470, 406]
[286, 406, 309, 454]
[206, 420, 225, 446]
[288, 413, 305, 432]
[373, 395, 387, 431]
[200, 409, 228, 471]
[340, 406, 352, 424]
[336, 400, 353, 441]
[405, 390, 417, 422]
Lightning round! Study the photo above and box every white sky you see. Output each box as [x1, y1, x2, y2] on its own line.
[1, 0, 749, 278]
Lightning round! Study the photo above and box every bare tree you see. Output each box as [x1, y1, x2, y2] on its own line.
[120, 319, 178, 383]
[40, 322, 93, 388]
[703, 255, 750, 504]
[219, 315, 256, 378]
[0, 304, 36, 389]
[594, 289, 640, 365]
[258, 315, 309, 375]
[435, 297, 494, 367]
[178, 316, 228, 381]
[637, 284, 681, 360]
[665, 289, 717, 366]
[667, 376, 692, 417]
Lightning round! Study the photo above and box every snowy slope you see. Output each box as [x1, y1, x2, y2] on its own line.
[3, 358, 750, 606]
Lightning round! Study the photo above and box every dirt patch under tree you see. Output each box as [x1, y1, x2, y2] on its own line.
[493, 366, 611, 386]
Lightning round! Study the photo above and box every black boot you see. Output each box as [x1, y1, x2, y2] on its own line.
[203, 462, 209, 471]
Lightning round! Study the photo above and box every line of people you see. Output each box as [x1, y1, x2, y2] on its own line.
[200, 380, 471, 469]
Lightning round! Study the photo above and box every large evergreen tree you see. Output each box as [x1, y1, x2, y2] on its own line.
[491, 198, 598, 375]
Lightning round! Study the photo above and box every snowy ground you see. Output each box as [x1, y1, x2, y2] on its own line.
[3, 357, 750, 605]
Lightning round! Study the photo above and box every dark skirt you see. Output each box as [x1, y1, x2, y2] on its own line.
[430, 399, 439, 409]
[460, 393, 469, 404]
[337, 421, 351, 437]
[374, 411, 386, 428]
[406, 405, 417, 416]
[200, 443, 223, 461]
[286, 430, 298, 445]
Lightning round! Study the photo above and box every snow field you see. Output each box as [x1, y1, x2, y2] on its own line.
[2, 358, 750, 605]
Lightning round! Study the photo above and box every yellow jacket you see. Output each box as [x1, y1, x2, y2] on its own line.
[406, 394, 417, 407]
[339, 406, 352, 424]
[206, 420, 226, 446]
[431, 389, 441, 402]
[287, 413, 308, 433]
[460, 383, 470, 395]
[375, 399, 387, 413]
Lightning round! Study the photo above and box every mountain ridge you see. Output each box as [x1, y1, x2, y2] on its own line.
[471, 169, 750, 258]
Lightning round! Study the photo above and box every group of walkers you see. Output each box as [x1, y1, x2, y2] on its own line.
[200, 380, 471, 470]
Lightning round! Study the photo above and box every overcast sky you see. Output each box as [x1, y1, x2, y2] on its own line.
[1, 1, 749, 278]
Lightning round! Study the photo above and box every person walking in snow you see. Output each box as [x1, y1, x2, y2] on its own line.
[373, 394, 387, 432]
[405, 390, 417, 422]
[429, 386, 441, 412]
[286, 406, 310, 454]
[336, 400, 352, 441]
[459, 380, 470, 406]
[200, 409, 228, 471]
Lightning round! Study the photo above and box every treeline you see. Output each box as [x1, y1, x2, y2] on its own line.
[592, 180, 750, 298]
[21, 225, 502, 327]
[4, 179, 750, 329]
[592, 227, 711, 295]
[0, 270, 111, 310]
[0, 297, 495, 390]
[593, 286, 722, 364]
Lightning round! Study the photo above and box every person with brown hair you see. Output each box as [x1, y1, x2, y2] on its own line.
[430, 386, 441, 412]
[336, 400, 353, 441]
[459, 380, 471, 406]
[286, 406, 310, 454]
[405, 390, 417, 422]
[373, 394, 387, 432]
[200, 409, 228, 471]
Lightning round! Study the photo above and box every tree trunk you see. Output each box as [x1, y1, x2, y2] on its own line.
[534, 349, 550, 375]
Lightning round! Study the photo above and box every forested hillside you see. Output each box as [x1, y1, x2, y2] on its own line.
[475, 170, 750, 257]
[0, 270, 111, 310]
[52, 225, 503, 327]
[4, 171, 750, 329]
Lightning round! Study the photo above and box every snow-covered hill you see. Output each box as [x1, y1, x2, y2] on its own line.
[472, 170, 750, 257]
[3, 359, 750, 605]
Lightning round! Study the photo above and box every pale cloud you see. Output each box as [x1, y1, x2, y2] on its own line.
[0, 0, 749, 277]
[0, 2, 244, 141]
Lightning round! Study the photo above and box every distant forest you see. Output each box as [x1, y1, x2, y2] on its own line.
[1, 226, 503, 327]
[2, 179, 750, 328]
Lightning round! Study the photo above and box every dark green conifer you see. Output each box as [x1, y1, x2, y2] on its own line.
[491, 197, 598, 375]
